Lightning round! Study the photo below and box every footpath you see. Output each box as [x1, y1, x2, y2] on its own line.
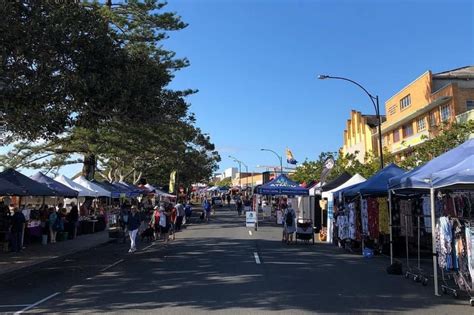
[0, 231, 110, 278]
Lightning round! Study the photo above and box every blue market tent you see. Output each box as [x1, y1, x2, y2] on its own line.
[0, 178, 28, 196]
[389, 138, 474, 191]
[112, 182, 141, 198]
[431, 153, 474, 189]
[344, 164, 405, 197]
[92, 180, 121, 198]
[257, 174, 308, 196]
[31, 172, 79, 198]
[0, 169, 56, 196]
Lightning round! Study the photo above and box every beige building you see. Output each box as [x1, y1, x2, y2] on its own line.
[341, 110, 385, 163]
[381, 66, 474, 158]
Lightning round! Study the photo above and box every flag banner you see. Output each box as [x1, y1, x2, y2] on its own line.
[286, 148, 297, 164]
[169, 170, 177, 194]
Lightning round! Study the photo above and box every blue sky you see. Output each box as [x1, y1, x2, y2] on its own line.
[2, 0, 473, 178]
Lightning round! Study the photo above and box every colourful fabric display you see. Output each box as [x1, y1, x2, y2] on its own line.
[367, 197, 379, 239]
[378, 197, 390, 235]
[361, 199, 368, 236]
[348, 202, 356, 240]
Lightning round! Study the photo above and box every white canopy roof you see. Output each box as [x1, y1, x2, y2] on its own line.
[145, 183, 176, 198]
[322, 173, 366, 200]
[309, 182, 322, 196]
[54, 175, 98, 197]
[73, 176, 112, 197]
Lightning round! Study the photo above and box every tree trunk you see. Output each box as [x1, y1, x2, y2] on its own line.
[82, 153, 96, 180]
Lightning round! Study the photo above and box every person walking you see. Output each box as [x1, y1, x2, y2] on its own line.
[151, 206, 161, 240]
[159, 206, 171, 243]
[226, 194, 231, 206]
[10, 207, 26, 252]
[127, 206, 141, 253]
[175, 202, 185, 231]
[48, 207, 61, 243]
[184, 202, 192, 222]
[236, 195, 243, 216]
[170, 204, 177, 240]
[202, 198, 212, 223]
[283, 203, 296, 244]
[67, 202, 79, 239]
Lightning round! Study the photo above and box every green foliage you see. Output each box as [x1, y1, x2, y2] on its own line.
[215, 177, 233, 188]
[292, 121, 474, 185]
[0, 1, 220, 185]
[398, 120, 474, 170]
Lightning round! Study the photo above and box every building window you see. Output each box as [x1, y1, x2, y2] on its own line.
[400, 94, 411, 110]
[388, 104, 396, 115]
[403, 123, 413, 138]
[440, 104, 451, 122]
[393, 129, 400, 143]
[467, 100, 474, 111]
[417, 117, 426, 132]
[429, 111, 436, 126]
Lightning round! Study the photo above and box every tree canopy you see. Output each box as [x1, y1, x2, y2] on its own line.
[0, 1, 220, 187]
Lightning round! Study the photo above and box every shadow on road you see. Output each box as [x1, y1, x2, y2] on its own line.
[32, 210, 470, 314]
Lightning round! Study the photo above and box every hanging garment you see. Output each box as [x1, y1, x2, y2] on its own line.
[422, 196, 432, 233]
[367, 197, 379, 239]
[378, 197, 390, 235]
[348, 203, 357, 240]
[437, 216, 453, 270]
[361, 199, 368, 236]
[435, 199, 443, 217]
[400, 200, 414, 237]
[337, 215, 349, 240]
[465, 224, 474, 288]
[443, 195, 456, 217]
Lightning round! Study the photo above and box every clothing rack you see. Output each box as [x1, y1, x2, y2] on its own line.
[404, 214, 429, 286]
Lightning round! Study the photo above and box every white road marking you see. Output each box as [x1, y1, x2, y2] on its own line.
[248, 230, 252, 236]
[14, 292, 60, 314]
[0, 305, 30, 308]
[254, 252, 261, 264]
[143, 244, 154, 251]
[100, 259, 124, 272]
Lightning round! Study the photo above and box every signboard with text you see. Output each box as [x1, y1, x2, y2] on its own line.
[246, 211, 257, 228]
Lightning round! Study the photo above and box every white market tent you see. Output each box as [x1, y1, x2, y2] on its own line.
[309, 182, 322, 196]
[321, 174, 366, 243]
[73, 176, 112, 197]
[55, 175, 98, 197]
[145, 183, 176, 199]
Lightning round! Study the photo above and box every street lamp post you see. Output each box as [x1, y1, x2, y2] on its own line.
[318, 75, 384, 170]
[260, 148, 283, 175]
[228, 155, 244, 189]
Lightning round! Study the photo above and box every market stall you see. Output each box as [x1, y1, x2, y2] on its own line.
[321, 173, 366, 243]
[336, 164, 405, 254]
[256, 174, 309, 225]
[388, 139, 474, 300]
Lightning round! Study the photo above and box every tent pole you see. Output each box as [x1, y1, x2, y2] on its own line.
[389, 189, 393, 265]
[430, 187, 439, 296]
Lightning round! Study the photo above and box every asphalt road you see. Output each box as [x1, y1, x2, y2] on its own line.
[0, 205, 472, 314]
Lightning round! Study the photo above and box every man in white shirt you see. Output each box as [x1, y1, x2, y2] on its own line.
[175, 202, 185, 231]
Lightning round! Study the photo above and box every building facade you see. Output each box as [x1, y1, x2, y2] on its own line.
[381, 66, 474, 158]
[341, 110, 385, 163]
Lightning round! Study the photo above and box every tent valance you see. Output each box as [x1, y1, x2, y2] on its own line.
[0, 169, 56, 196]
[31, 172, 79, 198]
[344, 164, 405, 197]
[55, 175, 98, 197]
[257, 174, 308, 196]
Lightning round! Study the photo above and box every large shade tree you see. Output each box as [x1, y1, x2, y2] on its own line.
[0, 1, 220, 185]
